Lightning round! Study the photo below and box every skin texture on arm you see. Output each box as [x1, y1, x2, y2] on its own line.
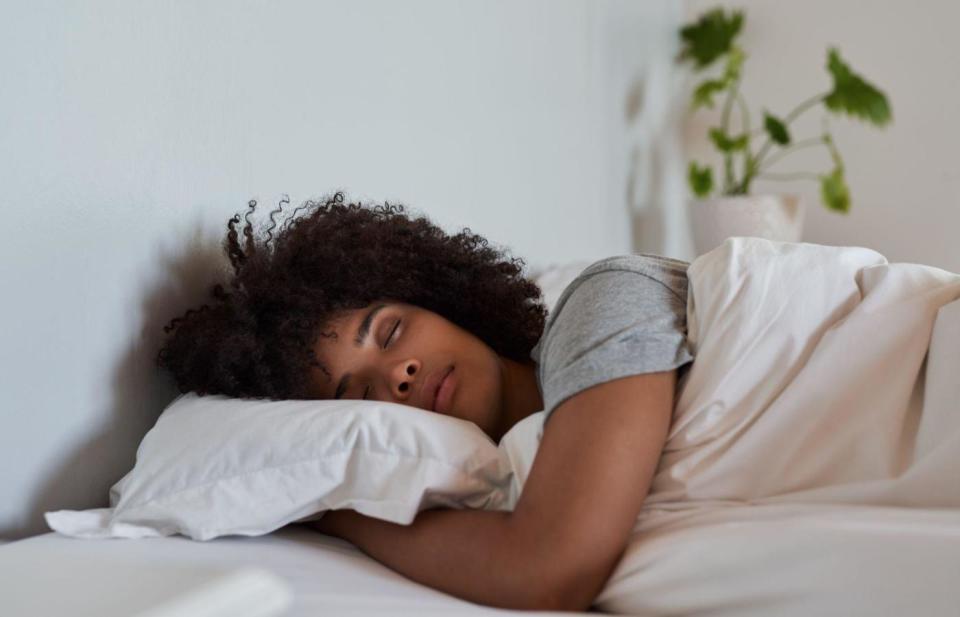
[312, 368, 676, 612]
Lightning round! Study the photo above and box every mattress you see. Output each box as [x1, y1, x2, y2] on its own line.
[1, 524, 579, 616]
[595, 502, 960, 615]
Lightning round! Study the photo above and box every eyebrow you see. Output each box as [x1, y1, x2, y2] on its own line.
[333, 303, 388, 399]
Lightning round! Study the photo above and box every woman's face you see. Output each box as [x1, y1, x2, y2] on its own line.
[307, 301, 506, 437]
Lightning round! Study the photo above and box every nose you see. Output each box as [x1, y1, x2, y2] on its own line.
[391, 358, 421, 402]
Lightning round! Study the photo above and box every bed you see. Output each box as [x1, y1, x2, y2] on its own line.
[10, 238, 960, 616]
[7, 504, 960, 616]
[1, 524, 579, 616]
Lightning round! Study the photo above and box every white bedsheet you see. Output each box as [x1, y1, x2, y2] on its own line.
[597, 503, 960, 615]
[1, 526, 579, 616]
[597, 239, 960, 615]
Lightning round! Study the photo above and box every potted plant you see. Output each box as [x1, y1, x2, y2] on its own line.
[677, 7, 893, 255]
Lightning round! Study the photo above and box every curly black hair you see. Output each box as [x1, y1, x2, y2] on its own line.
[156, 192, 548, 399]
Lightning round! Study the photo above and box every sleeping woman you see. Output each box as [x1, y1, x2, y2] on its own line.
[156, 192, 695, 612]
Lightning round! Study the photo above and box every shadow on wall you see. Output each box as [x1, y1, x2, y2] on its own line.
[4, 219, 229, 540]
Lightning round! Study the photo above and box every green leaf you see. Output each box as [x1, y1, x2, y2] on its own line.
[692, 78, 728, 109]
[820, 166, 851, 213]
[721, 46, 746, 82]
[690, 46, 746, 110]
[709, 127, 749, 152]
[678, 8, 745, 69]
[689, 161, 714, 197]
[824, 48, 892, 127]
[763, 111, 791, 145]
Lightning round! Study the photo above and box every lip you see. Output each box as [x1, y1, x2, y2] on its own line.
[426, 365, 455, 412]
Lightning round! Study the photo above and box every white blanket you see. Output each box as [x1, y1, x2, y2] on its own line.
[653, 237, 960, 510]
[501, 237, 960, 615]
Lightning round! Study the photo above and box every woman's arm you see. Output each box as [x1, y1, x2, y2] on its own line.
[310, 368, 677, 611]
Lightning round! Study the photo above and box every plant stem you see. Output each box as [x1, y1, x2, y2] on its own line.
[783, 92, 829, 124]
[756, 171, 821, 182]
[741, 91, 830, 193]
[736, 92, 751, 191]
[753, 92, 829, 168]
[736, 92, 751, 134]
[720, 76, 741, 193]
[757, 136, 827, 173]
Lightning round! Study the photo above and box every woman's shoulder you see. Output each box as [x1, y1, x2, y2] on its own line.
[534, 252, 692, 357]
[562, 253, 691, 307]
[578, 253, 690, 280]
[530, 253, 695, 422]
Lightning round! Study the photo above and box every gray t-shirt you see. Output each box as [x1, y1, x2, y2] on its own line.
[530, 254, 695, 425]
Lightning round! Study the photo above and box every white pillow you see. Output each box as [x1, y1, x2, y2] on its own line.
[46, 394, 544, 541]
[529, 260, 592, 312]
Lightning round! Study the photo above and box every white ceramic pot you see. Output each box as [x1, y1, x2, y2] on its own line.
[689, 193, 806, 257]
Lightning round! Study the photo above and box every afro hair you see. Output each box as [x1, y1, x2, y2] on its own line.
[156, 192, 548, 399]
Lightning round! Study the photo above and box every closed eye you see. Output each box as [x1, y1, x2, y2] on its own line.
[364, 319, 400, 399]
[383, 319, 401, 349]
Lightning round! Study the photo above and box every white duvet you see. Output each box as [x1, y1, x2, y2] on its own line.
[500, 237, 960, 615]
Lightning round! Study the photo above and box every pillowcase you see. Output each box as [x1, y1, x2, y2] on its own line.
[46, 394, 544, 541]
[528, 260, 593, 312]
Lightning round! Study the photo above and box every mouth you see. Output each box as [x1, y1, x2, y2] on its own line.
[429, 365, 455, 412]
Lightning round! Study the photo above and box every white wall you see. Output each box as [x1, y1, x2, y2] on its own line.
[0, 0, 680, 539]
[683, 0, 960, 272]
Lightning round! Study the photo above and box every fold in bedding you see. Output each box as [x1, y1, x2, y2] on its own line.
[587, 238, 960, 615]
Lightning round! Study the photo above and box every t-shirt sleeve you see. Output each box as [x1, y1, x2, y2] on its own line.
[533, 261, 694, 425]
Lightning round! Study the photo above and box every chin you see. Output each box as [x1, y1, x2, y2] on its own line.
[460, 356, 504, 438]
[453, 386, 496, 433]
[478, 396, 504, 440]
